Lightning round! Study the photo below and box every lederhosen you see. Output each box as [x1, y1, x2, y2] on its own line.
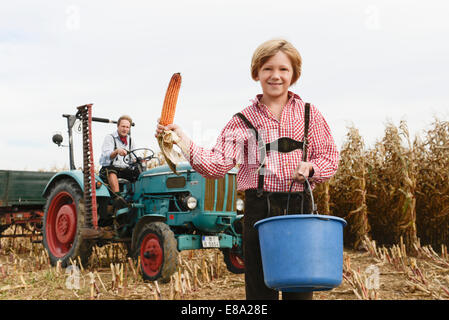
[99, 134, 139, 183]
[235, 103, 314, 300]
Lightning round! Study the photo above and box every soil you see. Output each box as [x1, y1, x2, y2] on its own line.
[1, 236, 449, 301]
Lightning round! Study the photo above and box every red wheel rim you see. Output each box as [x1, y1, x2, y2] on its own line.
[45, 191, 77, 258]
[229, 248, 244, 270]
[140, 233, 163, 277]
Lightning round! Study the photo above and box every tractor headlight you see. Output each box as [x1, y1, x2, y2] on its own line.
[236, 198, 244, 211]
[185, 196, 198, 210]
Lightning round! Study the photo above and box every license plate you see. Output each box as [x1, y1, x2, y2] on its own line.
[202, 236, 220, 248]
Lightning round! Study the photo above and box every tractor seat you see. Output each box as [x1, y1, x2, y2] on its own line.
[117, 178, 130, 185]
[117, 178, 131, 193]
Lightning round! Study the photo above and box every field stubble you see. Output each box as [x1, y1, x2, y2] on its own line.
[1, 228, 449, 300]
[2, 118, 448, 300]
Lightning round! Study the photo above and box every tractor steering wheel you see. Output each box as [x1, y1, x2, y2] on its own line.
[124, 148, 156, 172]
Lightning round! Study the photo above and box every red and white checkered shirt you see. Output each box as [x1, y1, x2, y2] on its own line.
[185, 91, 339, 192]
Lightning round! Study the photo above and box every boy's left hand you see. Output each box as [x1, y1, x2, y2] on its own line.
[292, 162, 314, 183]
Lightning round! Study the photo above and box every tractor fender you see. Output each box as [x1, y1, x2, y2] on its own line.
[42, 170, 110, 199]
[131, 214, 167, 252]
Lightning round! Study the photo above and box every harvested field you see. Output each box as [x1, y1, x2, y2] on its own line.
[1, 228, 449, 300]
[1, 119, 448, 301]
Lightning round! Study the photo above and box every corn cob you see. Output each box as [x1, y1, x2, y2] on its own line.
[160, 73, 181, 126]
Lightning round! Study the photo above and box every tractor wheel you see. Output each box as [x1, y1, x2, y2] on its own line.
[43, 179, 93, 268]
[135, 222, 178, 283]
[222, 246, 245, 274]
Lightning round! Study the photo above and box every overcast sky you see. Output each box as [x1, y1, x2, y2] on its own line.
[1, 0, 448, 171]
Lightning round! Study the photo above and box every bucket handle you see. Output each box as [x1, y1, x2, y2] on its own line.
[286, 174, 318, 215]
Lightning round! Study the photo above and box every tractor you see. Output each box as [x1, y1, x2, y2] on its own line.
[42, 104, 244, 282]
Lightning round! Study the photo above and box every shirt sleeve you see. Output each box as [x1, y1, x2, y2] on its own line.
[183, 117, 248, 179]
[307, 106, 340, 183]
[99, 134, 115, 166]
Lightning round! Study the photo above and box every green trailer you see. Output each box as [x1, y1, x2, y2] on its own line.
[0, 169, 55, 236]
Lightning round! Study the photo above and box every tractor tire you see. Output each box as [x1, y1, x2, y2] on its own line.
[43, 179, 93, 268]
[221, 246, 245, 274]
[134, 222, 178, 283]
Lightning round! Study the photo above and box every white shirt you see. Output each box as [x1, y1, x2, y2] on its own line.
[99, 130, 136, 168]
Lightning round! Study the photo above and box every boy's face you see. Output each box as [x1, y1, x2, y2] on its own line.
[255, 51, 293, 102]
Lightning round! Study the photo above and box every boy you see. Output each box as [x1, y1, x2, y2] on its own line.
[156, 39, 339, 299]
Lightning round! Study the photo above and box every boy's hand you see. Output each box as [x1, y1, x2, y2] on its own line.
[292, 162, 314, 183]
[155, 117, 180, 137]
[155, 118, 191, 153]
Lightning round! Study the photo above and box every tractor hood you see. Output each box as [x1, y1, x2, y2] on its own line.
[143, 162, 237, 177]
[145, 161, 194, 176]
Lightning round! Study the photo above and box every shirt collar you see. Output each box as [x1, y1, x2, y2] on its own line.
[113, 130, 128, 143]
[251, 91, 301, 110]
[119, 136, 128, 145]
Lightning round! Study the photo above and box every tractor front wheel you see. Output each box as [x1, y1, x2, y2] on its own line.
[135, 222, 178, 282]
[222, 246, 245, 274]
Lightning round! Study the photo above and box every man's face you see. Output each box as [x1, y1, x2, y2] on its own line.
[117, 120, 131, 137]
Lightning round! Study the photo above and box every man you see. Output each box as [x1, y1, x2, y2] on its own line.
[99, 115, 138, 193]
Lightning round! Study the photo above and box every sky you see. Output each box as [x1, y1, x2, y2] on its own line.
[1, 0, 448, 171]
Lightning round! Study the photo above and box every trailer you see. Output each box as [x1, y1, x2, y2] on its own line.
[0, 169, 55, 237]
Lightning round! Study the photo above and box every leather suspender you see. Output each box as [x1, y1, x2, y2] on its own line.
[302, 103, 310, 162]
[234, 102, 311, 197]
[110, 134, 132, 163]
[111, 134, 132, 149]
[233, 113, 266, 196]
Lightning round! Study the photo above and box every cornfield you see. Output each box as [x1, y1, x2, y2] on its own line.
[315, 118, 449, 254]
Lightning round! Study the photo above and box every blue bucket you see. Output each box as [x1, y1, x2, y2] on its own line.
[254, 214, 347, 292]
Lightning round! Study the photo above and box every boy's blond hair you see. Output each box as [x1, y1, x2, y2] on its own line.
[251, 39, 302, 86]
